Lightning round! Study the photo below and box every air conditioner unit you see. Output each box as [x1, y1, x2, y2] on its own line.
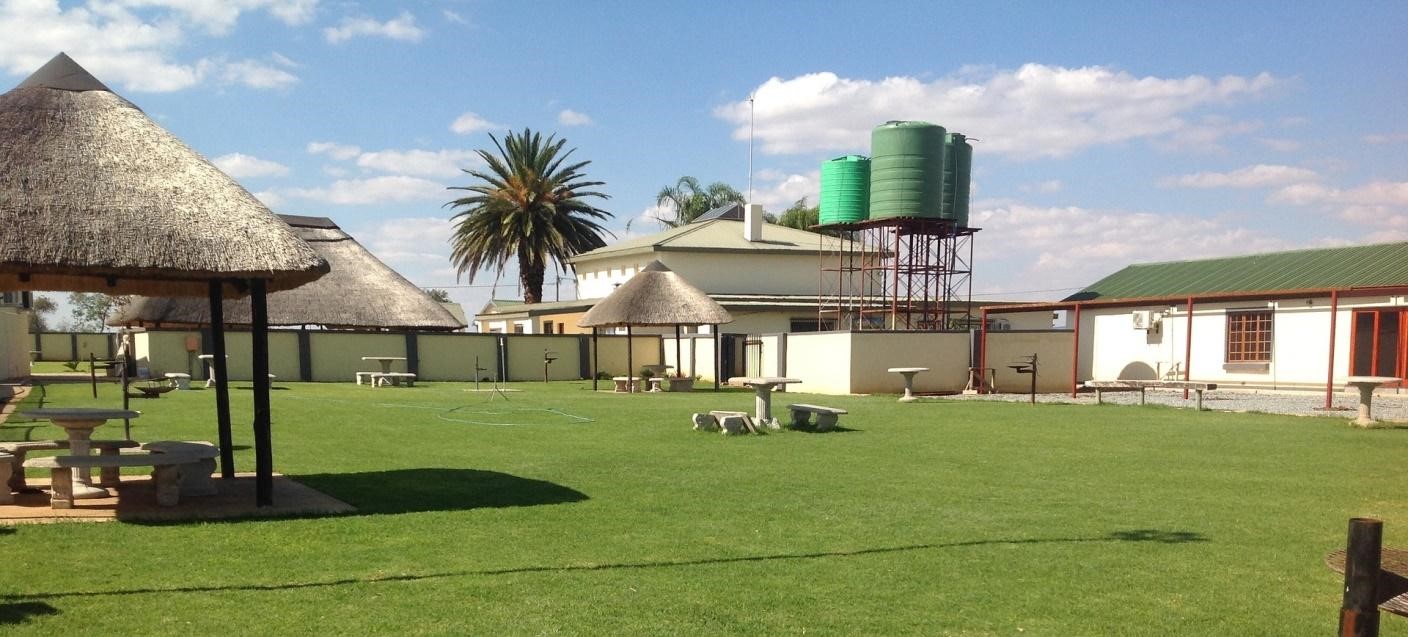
[1131, 310, 1151, 330]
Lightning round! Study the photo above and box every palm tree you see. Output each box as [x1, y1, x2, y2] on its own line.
[447, 129, 613, 304]
[653, 176, 745, 228]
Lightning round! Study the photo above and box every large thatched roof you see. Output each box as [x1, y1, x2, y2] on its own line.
[578, 260, 732, 327]
[0, 53, 328, 297]
[112, 215, 465, 331]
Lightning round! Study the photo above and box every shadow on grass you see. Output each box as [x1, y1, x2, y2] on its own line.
[0, 527, 13, 536]
[0, 528, 1205, 601]
[0, 601, 59, 625]
[789, 425, 861, 434]
[297, 468, 589, 515]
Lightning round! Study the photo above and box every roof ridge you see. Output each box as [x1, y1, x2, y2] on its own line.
[1122, 240, 1408, 269]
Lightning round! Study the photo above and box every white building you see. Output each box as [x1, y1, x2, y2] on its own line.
[986, 241, 1408, 397]
[476, 204, 873, 334]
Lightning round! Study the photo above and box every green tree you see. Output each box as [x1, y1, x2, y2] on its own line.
[28, 294, 56, 332]
[447, 129, 613, 305]
[652, 176, 745, 228]
[425, 288, 453, 303]
[776, 197, 820, 231]
[67, 292, 125, 332]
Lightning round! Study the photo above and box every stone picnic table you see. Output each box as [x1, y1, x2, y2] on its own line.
[362, 356, 409, 385]
[888, 367, 929, 403]
[729, 377, 801, 429]
[1345, 376, 1401, 426]
[20, 407, 139, 500]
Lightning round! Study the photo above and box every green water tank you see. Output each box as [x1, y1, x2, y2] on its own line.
[941, 132, 973, 227]
[820, 155, 871, 225]
[868, 121, 946, 220]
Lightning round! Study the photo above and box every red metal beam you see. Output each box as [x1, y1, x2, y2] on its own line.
[1325, 290, 1339, 409]
[1070, 303, 1082, 397]
[1183, 297, 1194, 400]
[979, 306, 989, 390]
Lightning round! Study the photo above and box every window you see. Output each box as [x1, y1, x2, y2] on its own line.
[1225, 309, 1272, 362]
[789, 318, 837, 333]
[542, 320, 554, 334]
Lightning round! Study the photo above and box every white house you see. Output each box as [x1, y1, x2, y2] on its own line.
[476, 204, 875, 334]
[986, 241, 1408, 398]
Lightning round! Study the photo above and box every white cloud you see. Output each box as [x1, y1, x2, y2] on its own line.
[715, 65, 1277, 159]
[1020, 179, 1064, 193]
[212, 152, 290, 178]
[0, 1, 309, 92]
[969, 199, 1295, 297]
[354, 149, 481, 178]
[1160, 164, 1318, 189]
[324, 11, 424, 43]
[307, 141, 362, 160]
[557, 109, 593, 126]
[355, 216, 454, 267]
[442, 9, 467, 24]
[752, 171, 820, 213]
[286, 176, 447, 205]
[1364, 132, 1408, 145]
[450, 111, 500, 134]
[219, 57, 298, 89]
[1257, 137, 1302, 152]
[252, 189, 285, 209]
[1269, 180, 1408, 229]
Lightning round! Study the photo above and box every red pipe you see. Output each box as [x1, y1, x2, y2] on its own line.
[1070, 303, 1082, 397]
[1372, 311, 1382, 376]
[1183, 297, 1194, 400]
[979, 307, 989, 391]
[1325, 290, 1339, 409]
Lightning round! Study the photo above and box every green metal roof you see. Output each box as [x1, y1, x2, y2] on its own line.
[1068, 241, 1408, 301]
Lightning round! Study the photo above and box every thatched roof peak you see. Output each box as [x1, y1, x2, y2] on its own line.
[578, 260, 732, 327]
[0, 53, 328, 297]
[18, 53, 111, 92]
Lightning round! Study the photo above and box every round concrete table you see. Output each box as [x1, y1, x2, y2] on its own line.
[362, 356, 408, 385]
[888, 367, 930, 403]
[1345, 376, 1401, 427]
[21, 408, 140, 499]
[729, 377, 801, 429]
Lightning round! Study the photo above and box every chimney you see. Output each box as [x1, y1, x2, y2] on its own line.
[744, 203, 764, 242]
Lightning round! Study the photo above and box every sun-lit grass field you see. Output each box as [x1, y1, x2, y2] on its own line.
[3, 378, 1407, 635]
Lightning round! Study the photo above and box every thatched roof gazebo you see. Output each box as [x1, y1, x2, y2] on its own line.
[112, 215, 465, 331]
[0, 53, 331, 506]
[578, 260, 732, 391]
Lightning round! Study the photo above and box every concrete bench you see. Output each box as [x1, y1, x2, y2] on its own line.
[355, 371, 376, 385]
[142, 441, 219, 497]
[1083, 380, 1219, 410]
[0, 451, 11, 504]
[23, 441, 218, 509]
[612, 376, 642, 393]
[3, 439, 139, 493]
[701, 410, 755, 435]
[371, 372, 416, 387]
[787, 404, 849, 432]
[164, 372, 191, 390]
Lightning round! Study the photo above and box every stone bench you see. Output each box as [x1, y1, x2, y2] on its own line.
[612, 376, 642, 393]
[355, 371, 376, 385]
[164, 372, 191, 390]
[371, 372, 416, 387]
[23, 441, 218, 509]
[692, 410, 755, 435]
[3, 439, 139, 494]
[142, 441, 220, 497]
[1083, 380, 1219, 410]
[787, 404, 849, 432]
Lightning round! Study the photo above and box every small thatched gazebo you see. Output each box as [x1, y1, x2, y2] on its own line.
[578, 260, 732, 391]
[0, 53, 330, 506]
[112, 215, 465, 331]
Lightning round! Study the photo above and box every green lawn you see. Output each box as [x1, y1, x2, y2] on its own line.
[3, 380, 1407, 635]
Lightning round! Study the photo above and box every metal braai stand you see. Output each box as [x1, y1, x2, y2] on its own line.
[1009, 354, 1038, 405]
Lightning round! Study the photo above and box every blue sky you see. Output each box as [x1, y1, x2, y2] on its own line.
[3, 1, 1406, 323]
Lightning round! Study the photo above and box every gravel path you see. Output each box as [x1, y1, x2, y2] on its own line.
[932, 387, 1408, 424]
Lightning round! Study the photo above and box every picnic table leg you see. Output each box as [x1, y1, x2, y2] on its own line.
[0, 458, 11, 504]
[1095, 389, 1104, 405]
[1195, 389, 1204, 411]
[49, 468, 73, 509]
[1139, 387, 1146, 405]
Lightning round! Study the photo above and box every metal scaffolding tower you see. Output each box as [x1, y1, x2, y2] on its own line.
[818, 218, 977, 331]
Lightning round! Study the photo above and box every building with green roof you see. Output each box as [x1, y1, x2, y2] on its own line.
[984, 241, 1408, 400]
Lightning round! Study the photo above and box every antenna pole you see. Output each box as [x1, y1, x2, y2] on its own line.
[747, 94, 755, 203]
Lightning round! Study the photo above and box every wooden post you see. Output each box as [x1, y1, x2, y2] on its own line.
[674, 324, 682, 379]
[209, 280, 234, 479]
[1341, 517, 1383, 637]
[250, 279, 273, 507]
[713, 328, 720, 392]
[626, 325, 634, 393]
[591, 328, 599, 391]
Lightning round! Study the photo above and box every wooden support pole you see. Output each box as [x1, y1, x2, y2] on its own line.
[591, 328, 599, 391]
[713, 329, 720, 392]
[1183, 297, 1194, 400]
[250, 279, 273, 507]
[626, 325, 634, 393]
[1340, 517, 1383, 637]
[208, 280, 234, 479]
[1070, 303, 1082, 398]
